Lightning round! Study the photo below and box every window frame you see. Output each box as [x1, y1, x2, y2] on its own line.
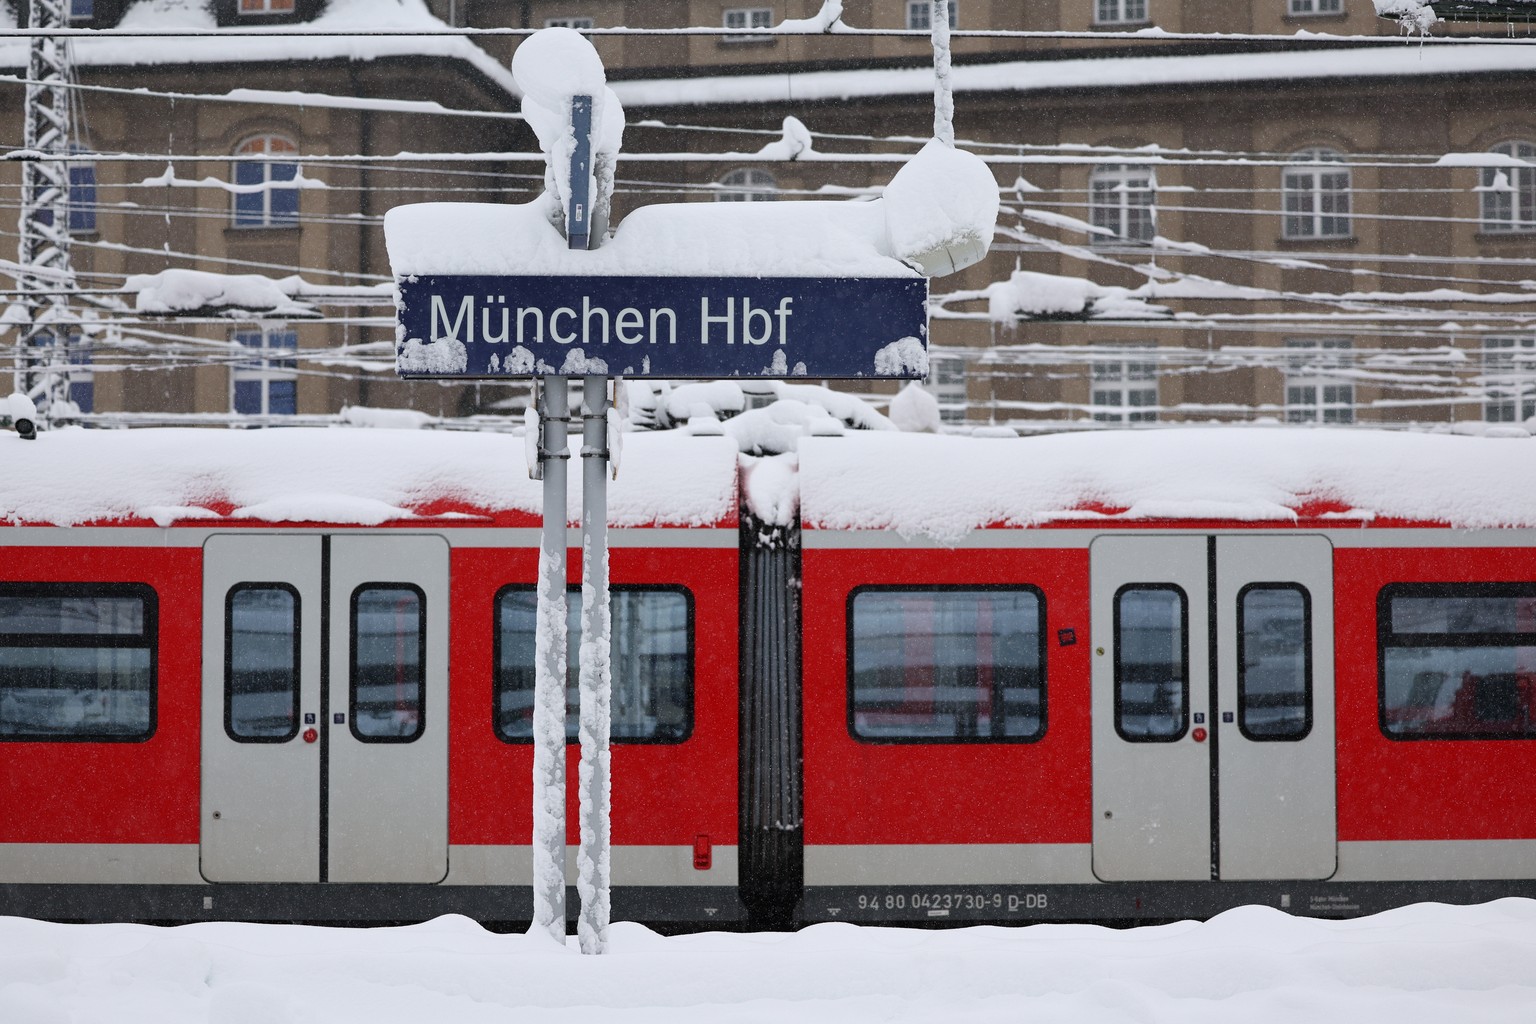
[1287, 0, 1343, 15]
[716, 167, 778, 202]
[1480, 141, 1536, 235]
[906, 1, 958, 30]
[1377, 582, 1536, 742]
[1095, 0, 1149, 26]
[69, 0, 95, 20]
[722, 6, 774, 42]
[1284, 337, 1354, 424]
[1091, 344, 1159, 424]
[1113, 582, 1189, 743]
[232, 327, 298, 417]
[1282, 147, 1352, 240]
[238, 0, 297, 13]
[231, 133, 300, 229]
[1482, 335, 1536, 423]
[1088, 163, 1156, 246]
[68, 153, 96, 234]
[845, 583, 1049, 745]
[544, 16, 595, 29]
[348, 583, 427, 745]
[0, 582, 158, 743]
[1236, 582, 1314, 742]
[223, 582, 301, 744]
[492, 583, 696, 746]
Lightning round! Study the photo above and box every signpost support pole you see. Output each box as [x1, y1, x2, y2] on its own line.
[531, 374, 569, 943]
[577, 375, 611, 955]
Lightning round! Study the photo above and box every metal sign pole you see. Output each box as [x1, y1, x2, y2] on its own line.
[577, 375, 611, 955]
[530, 374, 569, 943]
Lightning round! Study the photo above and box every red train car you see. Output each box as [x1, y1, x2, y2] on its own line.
[795, 428, 1536, 923]
[0, 427, 743, 924]
[6, 422, 1536, 927]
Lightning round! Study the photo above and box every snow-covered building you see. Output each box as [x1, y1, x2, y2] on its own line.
[4, 0, 1536, 430]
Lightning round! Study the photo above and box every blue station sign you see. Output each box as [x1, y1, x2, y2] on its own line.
[394, 275, 930, 380]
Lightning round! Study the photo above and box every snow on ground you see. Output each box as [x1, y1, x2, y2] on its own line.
[4, 901, 1536, 1022]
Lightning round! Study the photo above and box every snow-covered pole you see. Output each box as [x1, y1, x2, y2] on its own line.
[530, 374, 569, 944]
[576, 374, 611, 955]
[931, 0, 954, 148]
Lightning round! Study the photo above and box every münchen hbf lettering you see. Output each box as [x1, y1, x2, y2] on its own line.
[429, 293, 795, 348]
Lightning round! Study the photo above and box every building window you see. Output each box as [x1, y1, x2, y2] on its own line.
[1285, 338, 1354, 424]
[69, 0, 94, 20]
[1283, 148, 1351, 240]
[849, 587, 1046, 743]
[545, 16, 595, 29]
[1091, 345, 1158, 423]
[68, 157, 96, 234]
[232, 328, 298, 416]
[1480, 141, 1536, 234]
[232, 134, 299, 228]
[1380, 584, 1536, 740]
[1095, 0, 1148, 24]
[925, 350, 967, 424]
[67, 333, 93, 413]
[1483, 336, 1536, 423]
[1288, 0, 1343, 14]
[495, 586, 693, 743]
[907, 1, 958, 29]
[0, 584, 157, 742]
[723, 7, 774, 42]
[716, 167, 777, 202]
[1089, 163, 1156, 245]
[239, 0, 297, 12]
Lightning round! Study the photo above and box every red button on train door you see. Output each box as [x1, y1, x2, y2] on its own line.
[693, 834, 712, 870]
[303, 728, 318, 744]
[1192, 727, 1207, 743]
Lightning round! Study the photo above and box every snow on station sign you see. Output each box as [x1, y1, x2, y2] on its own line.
[394, 274, 929, 380]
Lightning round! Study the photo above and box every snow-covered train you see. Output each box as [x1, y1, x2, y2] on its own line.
[4, 422, 1536, 927]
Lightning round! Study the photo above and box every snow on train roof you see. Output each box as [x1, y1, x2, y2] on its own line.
[0, 428, 737, 528]
[797, 428, 1536, 540]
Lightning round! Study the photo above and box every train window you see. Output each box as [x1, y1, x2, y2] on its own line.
[1380, 584, 1536, 740]
[1237, 584, 1312, 741]
[349, 585, 425, 743]
[848, 587, 1045, 743]
[225, 584, 300, 742]
[494, 586, 693, 743]
[0, 584, 156, 741]
[1114, 585, 1188, 742]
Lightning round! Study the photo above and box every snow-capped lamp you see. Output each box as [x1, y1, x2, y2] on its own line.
[2, 392, 38, 440]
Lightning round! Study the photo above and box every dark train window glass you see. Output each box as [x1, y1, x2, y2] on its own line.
[1238, 584, 1312, 741]
[849, 588, 1045, 743]
[1115, 585, 1188, 742]
[495, 586, 693, 744]
[0, 584, 156, 741]
[225, 584, 300, 742]
[350, 585, 425, 743]
[1380, 584, 1536, 740]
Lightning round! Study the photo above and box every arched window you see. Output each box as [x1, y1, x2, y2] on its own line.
[1089, 164, 1156, 245]
[1480, 141, 1536, 233]
[1283, 148, 1351, 240]
[232, 134, 299, 228]
[716, 168, 777, 203]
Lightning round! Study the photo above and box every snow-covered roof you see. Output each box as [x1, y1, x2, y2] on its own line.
[0, 428, 737, 528]
[797, 428, 1536, 539]
[0, 0, 518, 98]
[609, 44, 1536, 109]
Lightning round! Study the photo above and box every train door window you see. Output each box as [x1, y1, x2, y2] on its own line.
[1237, 584, 1312, 741]
[1114, 585, 1188, 742]
[225, 584, 300, 742]
[350, 585, 425, 742]
[1380, 584, 1536, 740]
[0, 584, 156, 741]
[494, 586, 694, 743]
[848, 587, 1045, 742]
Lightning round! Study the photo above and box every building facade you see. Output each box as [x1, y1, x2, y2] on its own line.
[3, 0, 1534, 430]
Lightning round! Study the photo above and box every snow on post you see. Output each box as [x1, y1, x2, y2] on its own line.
[931, 1, 954, 148]
[511, 29, 625, 246]
[577, 377, 612, 956]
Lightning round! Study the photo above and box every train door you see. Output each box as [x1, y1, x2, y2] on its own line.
[200, 534, 449, 884]
[1090, 534, 1336, 882]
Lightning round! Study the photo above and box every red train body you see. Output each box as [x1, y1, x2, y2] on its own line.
[4, 426, 1536, 925]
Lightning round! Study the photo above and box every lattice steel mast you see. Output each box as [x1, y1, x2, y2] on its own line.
[15, 0, 76, 421]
